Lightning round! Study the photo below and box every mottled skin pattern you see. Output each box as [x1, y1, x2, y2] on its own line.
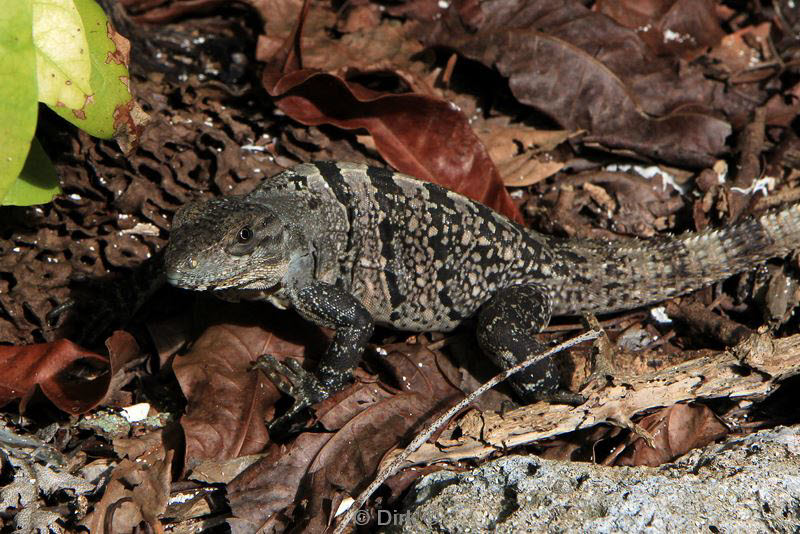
[165, 162, 800, 415]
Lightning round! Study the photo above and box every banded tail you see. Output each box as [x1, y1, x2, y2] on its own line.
[548, 204, 800, 316]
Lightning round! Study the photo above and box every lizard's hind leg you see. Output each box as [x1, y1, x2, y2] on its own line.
[477, 283, 584, 405]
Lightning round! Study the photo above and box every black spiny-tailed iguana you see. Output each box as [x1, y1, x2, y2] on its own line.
[164, 161, 800, 421]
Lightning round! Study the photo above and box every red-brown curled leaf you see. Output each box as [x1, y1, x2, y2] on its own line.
[0, 339, 109, 414]
[265, 70, 523, 222]
[260, 0, 523, 222]
[609, 403, 728, 467]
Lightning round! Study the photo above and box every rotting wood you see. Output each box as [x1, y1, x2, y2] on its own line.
[404, 332, 800, 465]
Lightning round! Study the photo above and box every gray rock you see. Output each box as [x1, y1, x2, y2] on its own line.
[391, 426, 800, 533]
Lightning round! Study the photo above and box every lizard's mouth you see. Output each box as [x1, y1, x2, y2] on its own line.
[164, 261, 244, 291]
[165, 270, 209, 290]
[164, 270, 237, 291]
[165, 271, 186, 286]
[165, 269, 282, 295]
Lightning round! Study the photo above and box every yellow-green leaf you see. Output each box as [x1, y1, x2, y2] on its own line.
[0, 0, 38, 201]
[49, 0, 148, 148]
[33, 0, 92, 110]
[2, 138, 60, 206]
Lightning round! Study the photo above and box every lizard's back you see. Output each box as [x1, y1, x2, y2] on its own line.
[251, 162, 560, 331]
[249, 161, 800, 330]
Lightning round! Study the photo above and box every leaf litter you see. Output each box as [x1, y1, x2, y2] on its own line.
[2, 0, 800, 531]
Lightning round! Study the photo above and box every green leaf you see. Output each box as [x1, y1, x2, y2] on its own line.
[48, 0, 143, 142]
[33, 0, 92, 110]
[0, 0, 38, 202]
[2, 137, 60, 206]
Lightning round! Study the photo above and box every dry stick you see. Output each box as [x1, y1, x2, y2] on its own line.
[665, 301, 754, 347]
[728, 105, 766, 220]
[331, 328, 602, 534]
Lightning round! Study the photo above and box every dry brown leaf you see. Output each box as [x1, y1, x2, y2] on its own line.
[263, 67, 523, 221]
[404, 333, 800, 467]
[606, 403, 728, 466]
[260, 0, 523, 222]
[708, 23, 772, 79]
[0, 339, 109, 415]
[475, 118, 574, 161]
[500, 155, 565, 187]
[583, 182, 618, 215]
[174, 326, 275, 470]
[596, 0, 725, 59]
[173, 301, 329, 471]
[420, 0, 737, 167]
[82, 430, 172, 532]
[227, 432, 333, 531]
[473, 119, 572, 186]
[228, 339, 463, 529]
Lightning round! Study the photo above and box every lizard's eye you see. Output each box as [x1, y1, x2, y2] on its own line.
[237, 226, 253, 243]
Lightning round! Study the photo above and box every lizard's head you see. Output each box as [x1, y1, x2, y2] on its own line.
[164, 197, 289, 291]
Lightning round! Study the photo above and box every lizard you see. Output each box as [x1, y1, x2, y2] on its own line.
[164, 161, 800, 424]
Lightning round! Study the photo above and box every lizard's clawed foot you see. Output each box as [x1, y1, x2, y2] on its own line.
[252, 354, 329, 435]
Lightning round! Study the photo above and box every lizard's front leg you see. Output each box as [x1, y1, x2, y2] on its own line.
[255, 280, 374, 428]
[477, 283, 584, 404]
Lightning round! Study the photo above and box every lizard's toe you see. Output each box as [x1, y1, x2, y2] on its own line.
[252, 354, 330, 435]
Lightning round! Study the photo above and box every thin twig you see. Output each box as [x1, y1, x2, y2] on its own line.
[330, 328, 602, 534]
[543, 310, 647, 333]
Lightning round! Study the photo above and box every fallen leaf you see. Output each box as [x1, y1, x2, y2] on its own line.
[420, 0, 736, 167]
[500, 155, 565, 187]
[708, 23, 773, 83]
[596, 0, 725, 59]
[227, 432, 333, 531]
[265, 69, 523, 222]
[261, 0, 523, 222]
[175, 324, 276, 469]
[608, 403, 728, 466]
[227, 339, 463, 528]
[475, 118, 574, 161]
[102, 330, 148, 407]
[81, 430, 173, 532]
[173, 300, 331, 472]
[0, 339, 109, 414]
